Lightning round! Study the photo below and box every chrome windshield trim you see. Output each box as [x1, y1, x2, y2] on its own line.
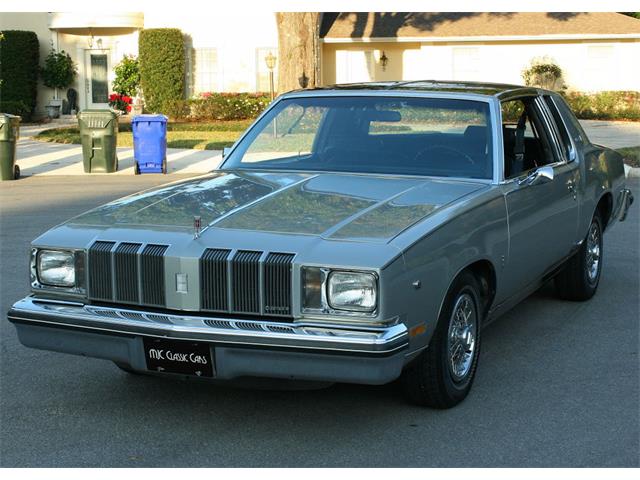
[8, 297, 409, 355]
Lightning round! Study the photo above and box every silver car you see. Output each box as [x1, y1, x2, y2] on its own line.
[8, 81, 634, 408]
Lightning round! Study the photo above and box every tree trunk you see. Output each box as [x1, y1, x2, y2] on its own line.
[275, 12, 321, 94]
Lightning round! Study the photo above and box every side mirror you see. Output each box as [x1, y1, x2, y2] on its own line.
[518, 165, 554, 186]
[568, 145, 577, 162]
[222, 147, 232, 158]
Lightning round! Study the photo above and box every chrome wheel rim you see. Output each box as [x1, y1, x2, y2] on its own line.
[586, 222, 601, 283]
[447, 292, 477, 383]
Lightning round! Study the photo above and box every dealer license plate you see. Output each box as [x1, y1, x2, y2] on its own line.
[143, 338, 214, 377]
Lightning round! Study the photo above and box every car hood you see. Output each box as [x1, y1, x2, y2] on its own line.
[65, 170, 487, 244]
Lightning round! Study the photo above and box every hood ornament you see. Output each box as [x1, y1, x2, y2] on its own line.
[193, 216, 202, 239]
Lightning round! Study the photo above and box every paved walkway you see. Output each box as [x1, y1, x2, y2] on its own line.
[10, 119, 638, 177]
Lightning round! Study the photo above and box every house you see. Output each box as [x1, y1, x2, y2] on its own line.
[1, 12, 639, 119]
[0, 12, 278, 116]
[320, 12, 640, 91]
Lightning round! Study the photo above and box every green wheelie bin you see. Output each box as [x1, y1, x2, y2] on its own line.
[0, 113, 21, 181]
[78, 110, 119, 173]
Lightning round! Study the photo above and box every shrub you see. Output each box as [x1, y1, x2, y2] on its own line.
[189, 93, 270, 121]
[163, 99, 191, 120]
[41, 48, 77, 91]
[139, 29, 185, 113]
[563, 91, 640, 121]
[522, 57, 564, 91]
[112, 55, 140, 97]
[0, 30, 39, 120]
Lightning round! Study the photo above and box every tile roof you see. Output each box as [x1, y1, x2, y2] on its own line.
[320, 12, 640, 39]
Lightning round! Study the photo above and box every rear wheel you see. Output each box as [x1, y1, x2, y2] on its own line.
[401, 272, 483, 408]
[555, 213, 603, 301]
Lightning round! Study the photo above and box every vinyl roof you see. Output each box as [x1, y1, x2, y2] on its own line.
[321, 12, 640, 39]
[294, 80, 534, 97]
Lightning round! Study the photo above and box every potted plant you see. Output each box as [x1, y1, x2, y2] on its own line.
[41, 48, 77, 118]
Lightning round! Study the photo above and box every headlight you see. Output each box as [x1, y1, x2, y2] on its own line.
[37, 250, 75, 287]
[327, 271, 377, 312]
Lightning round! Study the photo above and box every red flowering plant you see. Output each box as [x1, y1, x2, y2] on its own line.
[108, 93, 132, 113]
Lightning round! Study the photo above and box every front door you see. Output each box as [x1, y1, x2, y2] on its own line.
[85, 50, 110, 109]
[499, 96, 580, 300]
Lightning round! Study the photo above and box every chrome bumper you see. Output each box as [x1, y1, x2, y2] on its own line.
[8, 296, 409, 356]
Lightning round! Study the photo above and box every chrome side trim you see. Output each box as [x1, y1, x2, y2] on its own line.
[8, 297, 409, 355]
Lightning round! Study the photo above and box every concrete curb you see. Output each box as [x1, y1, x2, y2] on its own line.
[624, 164, 640, 178]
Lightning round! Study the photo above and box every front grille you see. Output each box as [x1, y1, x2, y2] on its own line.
[88, 241, 167, 306]
[114, 243, 141, 303]
[88, 241, 115, 300]
[140, 244, 168, 306]
[88, 240, 295, 318]
[264, 253, 295, 316]
[232, 250, 262, 314]
[200, 248, 231, 311]
[200, 249, 295, 318]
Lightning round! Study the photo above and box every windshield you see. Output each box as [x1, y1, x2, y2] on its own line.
[223, 96, 493, 179]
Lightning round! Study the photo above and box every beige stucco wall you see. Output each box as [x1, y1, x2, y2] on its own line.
[323, 38, 640, 92]
[144, 11, 278, 93]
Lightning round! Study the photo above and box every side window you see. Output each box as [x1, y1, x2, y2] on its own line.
[501, 98, 556, 179]
[542, 96, 573, 161]
[549, 95, 589, 148]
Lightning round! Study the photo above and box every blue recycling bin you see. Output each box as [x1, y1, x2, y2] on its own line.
[132, 114, 168, 174]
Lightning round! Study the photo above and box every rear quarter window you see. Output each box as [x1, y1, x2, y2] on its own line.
[549, 95, 589, 147]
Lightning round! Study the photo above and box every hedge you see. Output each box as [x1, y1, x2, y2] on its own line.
[164, 93, 271, 121]
[0, 30, 39, 120]
[563, 91, 640, 121]
[138, 28, 185, 113]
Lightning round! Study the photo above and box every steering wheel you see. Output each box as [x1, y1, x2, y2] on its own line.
[414, 144, 475, 166]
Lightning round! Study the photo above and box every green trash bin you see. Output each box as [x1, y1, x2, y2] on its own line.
[78, 109, 119, 173]
[0, 113, 21, 181]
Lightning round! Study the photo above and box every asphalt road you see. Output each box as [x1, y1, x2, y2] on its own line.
[1, 175, 638, 467]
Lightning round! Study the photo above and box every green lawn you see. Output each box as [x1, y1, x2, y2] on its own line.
[35, 120, 254, 151]
[617, 146, 640, 168]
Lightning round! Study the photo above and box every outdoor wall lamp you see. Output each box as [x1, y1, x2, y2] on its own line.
[298, 72, 309, 89]
[380, 51, 389, 71]
[265, 51, 276, 71]
[264, 51, 276, 101]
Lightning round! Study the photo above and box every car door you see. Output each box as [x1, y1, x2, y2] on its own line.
[499, 95, 580, 300]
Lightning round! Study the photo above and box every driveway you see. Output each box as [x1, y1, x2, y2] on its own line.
[0, 175, 638, 467]
[580, 120, 640, 149]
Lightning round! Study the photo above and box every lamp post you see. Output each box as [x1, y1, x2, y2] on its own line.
[265, 51, 276, 101]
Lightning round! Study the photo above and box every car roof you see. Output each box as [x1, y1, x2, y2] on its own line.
[285, 80, 544, 99]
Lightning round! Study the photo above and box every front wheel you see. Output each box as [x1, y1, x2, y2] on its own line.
[401, 272, 483, 408]
[555, 213, 603, 301]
